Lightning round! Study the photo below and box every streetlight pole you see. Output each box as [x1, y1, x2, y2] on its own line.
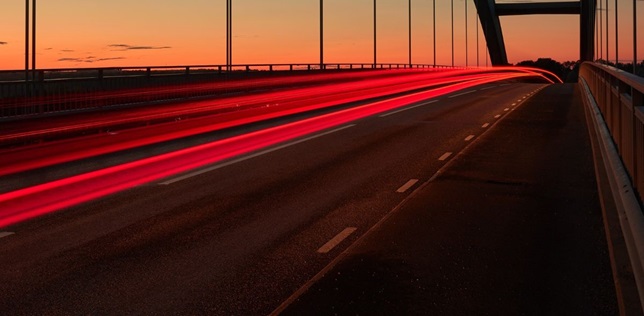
[465, 0, 468, 67]
[320, 0, 324, 69]
[433, 0, 436, 67]
[374, 0, 377, 67]
[451, 0, 454, 67]
[409, 0, 412, 66]
[476, 12, 480, 67]
[32, 0, 36, 81]
[25, 0, 29, 83]
[226, 0, 231, 70]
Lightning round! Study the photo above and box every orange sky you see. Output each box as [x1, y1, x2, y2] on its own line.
[0, 0, 642, 70]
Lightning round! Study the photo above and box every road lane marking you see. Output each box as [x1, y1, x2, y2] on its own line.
[379, 100, 438, 117]
[504, 108, 510, 111]
[480, 86, 495, 91]
[482, 123, 490, 128]
[448, 90, 477, 98]
[512, 103, 517, 106]
[494, 114, 501, 119]
[500, 83, 512, 86]
[160, 124, 357, 185]
[439, 152, 453, 161]
[465, 135, 475, 141]
[0, 232, 15, 239]
[397, 179, 419, 193]
[317, 227, 357, 254]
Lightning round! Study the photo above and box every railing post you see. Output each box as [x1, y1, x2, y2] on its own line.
[185, 67, 190, 76]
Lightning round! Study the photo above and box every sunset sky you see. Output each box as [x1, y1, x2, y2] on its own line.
[0, 0, 642, 69]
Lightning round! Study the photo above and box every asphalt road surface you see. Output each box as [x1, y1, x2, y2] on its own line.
[0, 83, 617, 315]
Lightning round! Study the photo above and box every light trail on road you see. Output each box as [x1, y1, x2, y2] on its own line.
[0, 68, 551, 228]
[0, 68, 554, 177]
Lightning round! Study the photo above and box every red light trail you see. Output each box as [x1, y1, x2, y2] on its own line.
[0, 67, 555, 228]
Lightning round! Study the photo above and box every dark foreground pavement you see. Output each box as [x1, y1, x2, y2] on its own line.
[281, 84, 618, 315]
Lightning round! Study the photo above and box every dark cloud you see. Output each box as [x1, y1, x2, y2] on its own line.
[0, 41, 8, 45]
[58, 56, 126, 63]
[61, 49, 75, 52]
[108, 44, 172, 51]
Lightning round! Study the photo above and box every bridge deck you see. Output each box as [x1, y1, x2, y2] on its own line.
[281, 84, 625, 314]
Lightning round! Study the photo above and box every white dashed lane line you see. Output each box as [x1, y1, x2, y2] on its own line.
[0, 232, 15, 239]
[448, 90, 477, 98]
[317, 227, 357, 254]
[482, 123, 490, 128]
[438, 152, 453, 161]
[160, 124, 356, 185]
[465, 135, 475, 141]
[494, 114, 501, 119]
[379, 100, 438, 117]
[397, 179, 419, 193]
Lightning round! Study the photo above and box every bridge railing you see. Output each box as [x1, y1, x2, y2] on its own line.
[579, 62, 644, 202]
[0, 63, 456, 119]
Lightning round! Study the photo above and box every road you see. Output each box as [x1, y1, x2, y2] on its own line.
[0, 83, 615, 314]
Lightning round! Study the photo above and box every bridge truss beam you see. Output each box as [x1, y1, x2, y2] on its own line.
[474, 0, 596, 66]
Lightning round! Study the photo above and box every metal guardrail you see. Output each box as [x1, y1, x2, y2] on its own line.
[0, 63, 457, 119]
[579, 62, 644, 203]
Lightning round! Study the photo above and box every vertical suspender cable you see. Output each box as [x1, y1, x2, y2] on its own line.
[634, 0, 638, 74]
[606, 0, 609, 63]
[476, 11, 480, 67]
[374, 0, 377, 67]
[615, 0, 618, 65]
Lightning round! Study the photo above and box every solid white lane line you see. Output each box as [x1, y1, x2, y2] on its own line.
[317, 227, 357, 254]
[439, 152, 453, 161]
[448, 90, 477, 98]
[482, 123, 490, 128]
[465, 135, 475, 141]
[379, 100, 438, 117]
[160, 124, 357, 185]
[397, 179, 419, 193]
[494, 114, 501, 119]
[0, 232, 15, 239]
[504, 108, 510, 111]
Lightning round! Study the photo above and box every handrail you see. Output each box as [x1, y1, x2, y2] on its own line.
[579, 61, 644, 312]
[579, 62, 644, 202]
[0, 63, 460, 83]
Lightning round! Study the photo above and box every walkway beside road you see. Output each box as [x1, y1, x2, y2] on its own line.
[279, 84, 627, 315]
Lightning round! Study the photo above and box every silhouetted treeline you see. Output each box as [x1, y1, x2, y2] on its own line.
[516, 58, 644, 83]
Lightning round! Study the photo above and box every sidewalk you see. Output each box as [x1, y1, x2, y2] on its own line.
[280, 84, 620, 315]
